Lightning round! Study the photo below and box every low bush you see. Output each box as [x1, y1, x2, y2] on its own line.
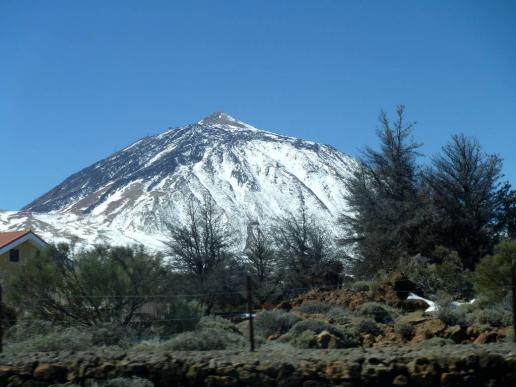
[289, 319, 338, 336]
[288, 330, 316, 349]
[5, 326, 94, 353]
[436, 301, 465, 326]
[134, 324, 247, 351]
[399, 248, 472, 297]
[394, 321, 415, 341]
[197, 316, 240, 333]
[327, 306, 350, 321]
[472, 241, 515, 303]
[5, 321, 140, 353]
[355, 302, 397, 324]
[158, 300, 203, 338]
[91, 323, 138, 347]
[417, 337, 455, 347]
[296, 300, 334, 314]
[285, 320, 359, 348]
[254, 310, 301, 337]
[355, 319, 380, 335]
[90, 377, 154, 387]
[4, 320, 55, 342]
[465, 306, 512, 327]
[160, 327, 246, 351]
[351, 281, 371, 292]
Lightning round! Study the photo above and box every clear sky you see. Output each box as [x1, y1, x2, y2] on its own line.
[1, 1, 515, 210]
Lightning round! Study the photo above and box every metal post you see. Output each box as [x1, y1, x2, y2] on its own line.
[246, 276, 255, 352]
[511, 264, 516, 343]
[0, 284, 3, 353]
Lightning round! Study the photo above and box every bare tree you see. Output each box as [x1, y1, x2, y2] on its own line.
[243, 223, 280, 303]
[244, 223, 276, 285]
[273, 206, 343, 289]
[166, 194, 241, 310]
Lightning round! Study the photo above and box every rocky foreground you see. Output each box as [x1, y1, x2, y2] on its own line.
[1, 344, 515, 386]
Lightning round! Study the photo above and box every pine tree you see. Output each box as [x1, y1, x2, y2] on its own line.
[425, 134, 503, 268]
[340, 106, 425, 276]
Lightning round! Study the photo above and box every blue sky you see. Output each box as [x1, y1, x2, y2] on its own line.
[1, 0, 515, 210]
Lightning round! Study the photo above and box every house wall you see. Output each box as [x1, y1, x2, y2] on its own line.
[0, 240, 40, 276]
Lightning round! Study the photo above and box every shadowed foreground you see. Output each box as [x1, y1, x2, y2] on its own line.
[0, 344, 515, 386]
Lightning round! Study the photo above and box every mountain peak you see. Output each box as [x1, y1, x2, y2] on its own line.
[15, 112, 356, 252]
[198, 112, 247, 129]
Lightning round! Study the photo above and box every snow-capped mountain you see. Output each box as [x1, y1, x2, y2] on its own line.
[1, 113, 356, 251]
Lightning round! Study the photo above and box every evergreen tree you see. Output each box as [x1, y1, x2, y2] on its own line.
[494, 182, 516, 240]
[340, 106, 425, 276]
[425, 134, 503, 268]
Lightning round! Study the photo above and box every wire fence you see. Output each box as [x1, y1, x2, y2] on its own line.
[1, 275, 515, 352]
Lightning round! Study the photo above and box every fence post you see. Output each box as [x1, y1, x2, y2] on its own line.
[246, 275, 255, 352]
[512, 266, 516, 344]
[0, 284, 3, 353]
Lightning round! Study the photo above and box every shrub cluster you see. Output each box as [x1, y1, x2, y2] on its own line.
[281, 319, 359, 349]
[296, 300, 334, 314]
[254, 310, 301, 337]
[394, 321, 415, 341]
[355, 319, 380, 335]
[134, 316, 247, 351]
[350, 281, 371, 292]
[355, 302, 397, 324]
[90, 377, 154, 387]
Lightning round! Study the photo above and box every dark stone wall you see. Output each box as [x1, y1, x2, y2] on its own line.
[0, 344, 515, 386]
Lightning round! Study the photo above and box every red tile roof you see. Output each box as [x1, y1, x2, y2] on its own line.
[0, 230, 30, 249]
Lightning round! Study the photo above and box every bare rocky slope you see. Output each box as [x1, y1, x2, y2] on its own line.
[0, 113, 355, 251]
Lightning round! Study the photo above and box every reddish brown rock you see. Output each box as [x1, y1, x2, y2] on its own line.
[33, 363, 67, 382]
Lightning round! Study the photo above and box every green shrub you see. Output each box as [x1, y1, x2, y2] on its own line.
[5, 327, 93, 353]
[157, 327, 246, 351]
[4, 320, 55, 342]
[398, 248, 471, 297]
[0, 303, 17, 331]
[327, 306, 350, 320]
[5, 321, 140, 353]
[394, 321, 414, 341]
[287, 320, 359, 348]
[289, 330, 316, 349]
[436, 303, 465, 326]
[351, 281, 371, 292]
[197, 316, 240, 333]
[254, 310, 301, 337]
[355, 318, 380, 335]
[465, 306, 512, 327]
[356, 302, 397, 324]
[417, 337, 455, 347]
[90, 323, 137, 347]
[90, 377, 154, 387]
[131, 316, 245, 351]
[472, 240, 516, 303]
[504, 330, 514, 343]
[289, 319, 336, 335]
[160, 328, 247, 351]
[257, 341, 296, 353]
[158, 300, 203, 338]
[296, 300, 334, 314]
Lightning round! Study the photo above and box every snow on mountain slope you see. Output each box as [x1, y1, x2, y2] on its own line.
[1, 113, 356, 252]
